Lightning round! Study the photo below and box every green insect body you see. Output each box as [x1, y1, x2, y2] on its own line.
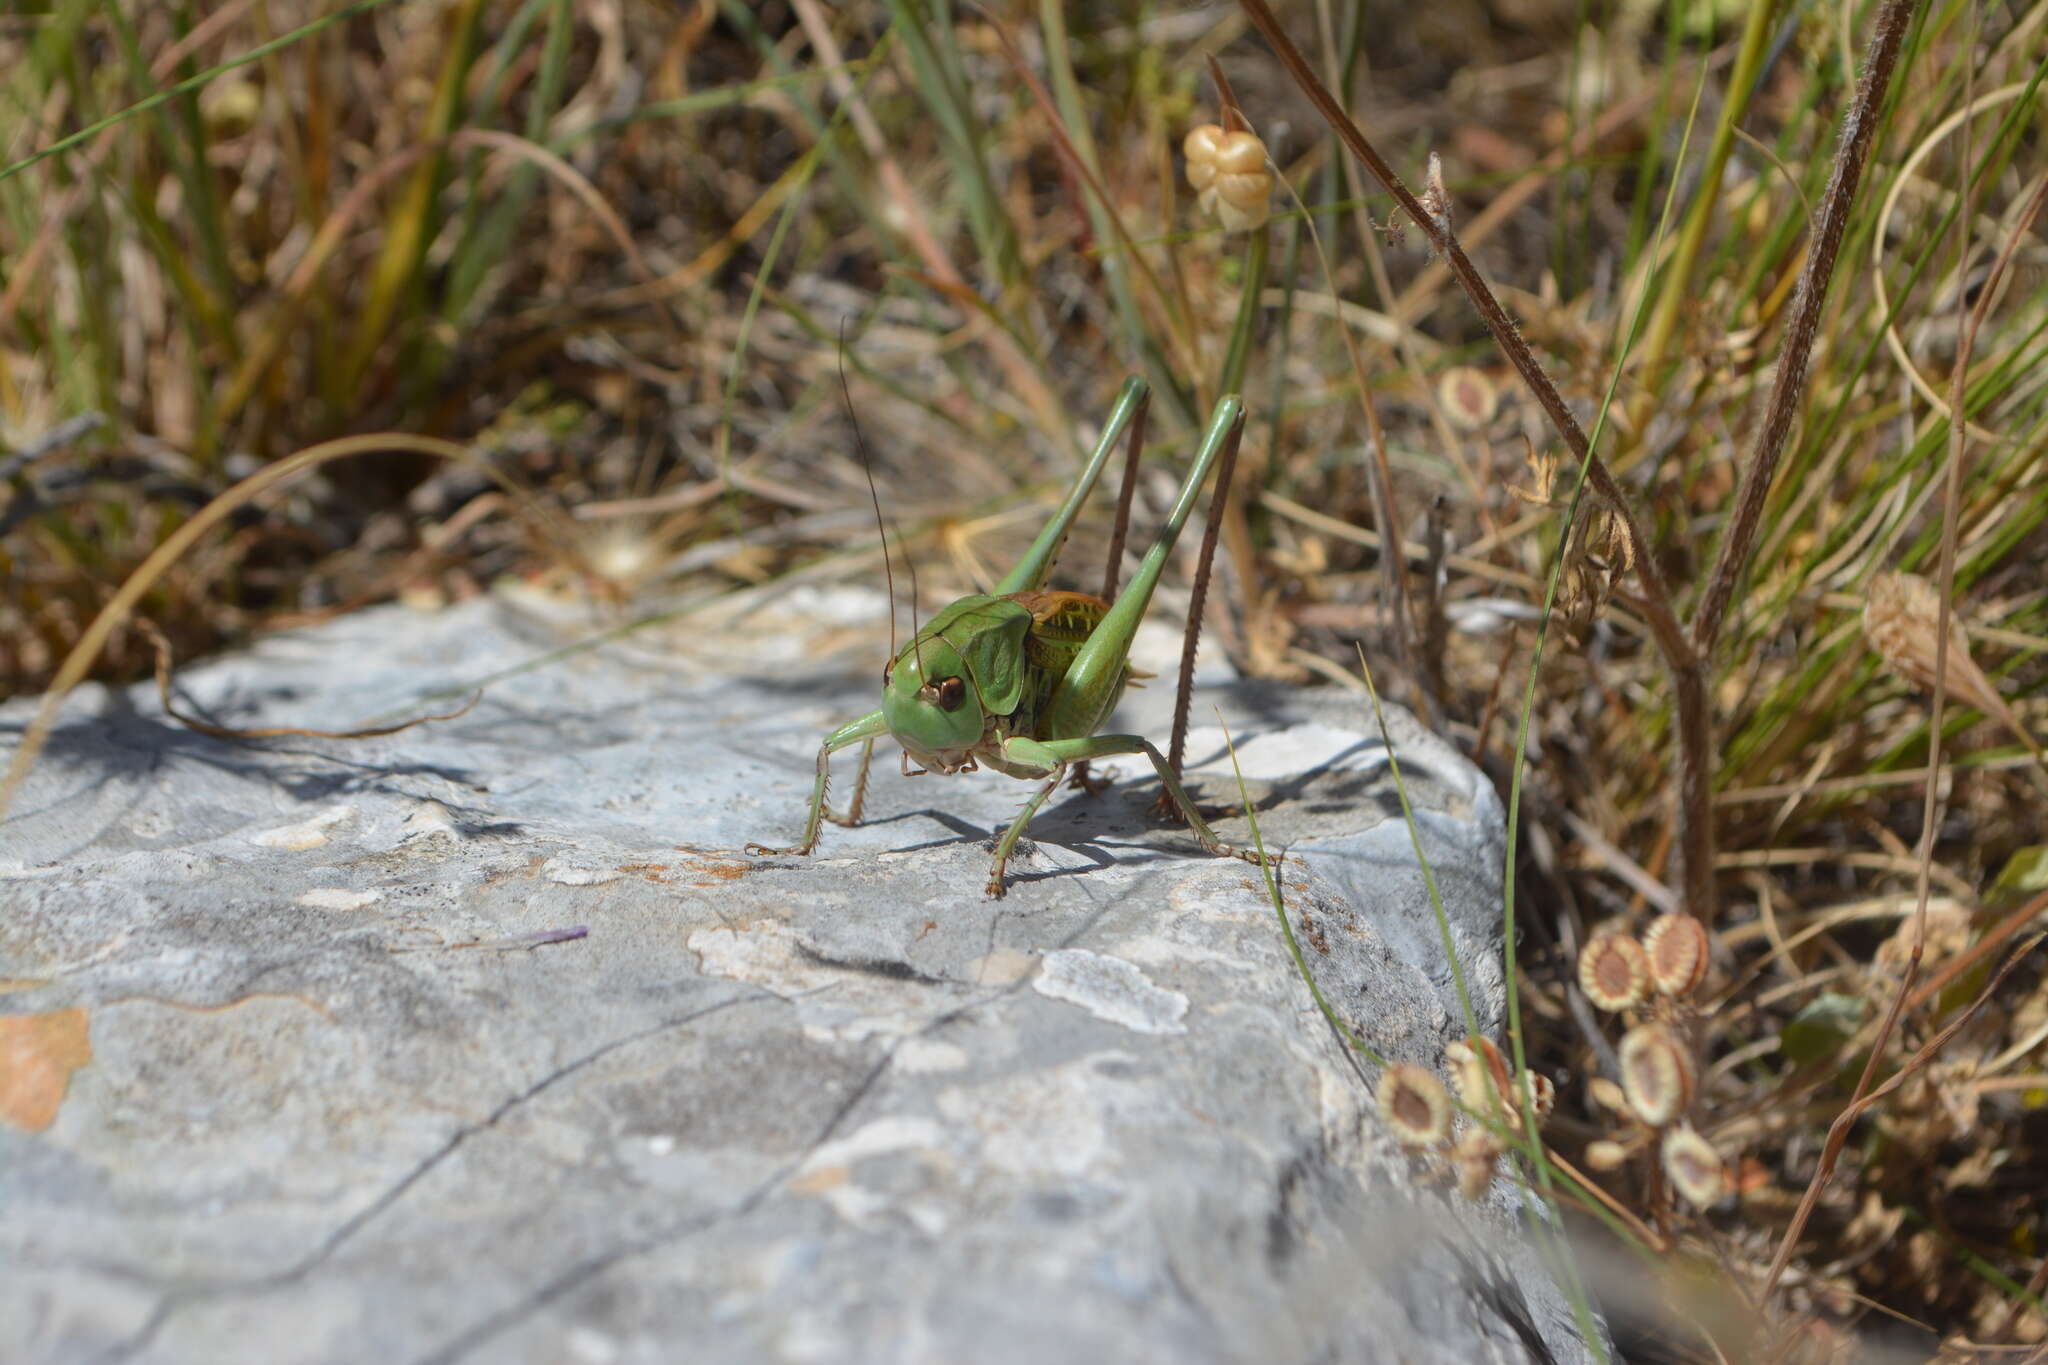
[749, 378, 1276, 898]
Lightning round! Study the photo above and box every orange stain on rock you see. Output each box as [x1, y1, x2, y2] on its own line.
[0, 1007, 92, 1132]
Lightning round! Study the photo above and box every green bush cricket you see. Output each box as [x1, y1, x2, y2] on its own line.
[748, 376, 1280, 899]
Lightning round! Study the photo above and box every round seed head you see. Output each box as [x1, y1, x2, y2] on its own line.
[1578, 932, 1651, 1012]
[1378, 1063, 1453, 1148]
[1211, 129, 1267, 175]
[1584, 1139, 1630, 1172]
[1183, 124, 1272, 232]
[1437, 365, 1498, 430]
[1662, 1124, 1730, 1210]
[1619, 1024, 1695, 1128]
[1183, 124, 1223, 189]
[1643, 913, 1711, 998]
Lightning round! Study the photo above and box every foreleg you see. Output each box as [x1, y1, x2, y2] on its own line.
[746, 710, 887, 858]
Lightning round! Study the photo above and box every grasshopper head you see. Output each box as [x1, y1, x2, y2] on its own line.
[883, 638, 985, 773]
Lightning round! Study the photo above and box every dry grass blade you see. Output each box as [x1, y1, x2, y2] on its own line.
[0, 0, 259, 334]
[0, 433, 517, 820]
[222, 127, 670, 433]
[139, 620, 480, 741]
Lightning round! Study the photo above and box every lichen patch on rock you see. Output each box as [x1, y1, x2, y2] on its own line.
[1034, 949, 1189, 1035]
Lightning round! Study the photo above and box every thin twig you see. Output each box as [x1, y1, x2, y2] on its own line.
[1758, 933, 2043, 1303]
[142, 620, 481, 740]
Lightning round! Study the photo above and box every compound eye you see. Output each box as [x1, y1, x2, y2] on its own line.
[921, 676, 967, 711]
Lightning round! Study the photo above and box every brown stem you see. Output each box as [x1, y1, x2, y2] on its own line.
[1239, 0, 1715, 919]
[1674, 660, 1717, 925]
[1235, 0, 1691, 677]
[1691, 0, 1921, 653]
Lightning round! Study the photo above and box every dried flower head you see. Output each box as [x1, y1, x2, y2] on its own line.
[1587, 1076, 1631, 1116]
[1446, 1041, 1489, 1115]
[1378, 1063, 1453, 1148]
[1642, 913, 1711, 998]
[1453, 1128, 1504, 1200]
[1579, 932, 1651, 1012]
[1521, 1072, 1556, 1128]
[1183, 123, 1273, 233]
[1438, 365, 1498, 431]
[1508, 438, 1562, 508]
[1863, 571, 2035, 753]
[1662, 1124, 1730, 1209]
[1419, 151, 1454, 251]
[1619, 1024, 1695, 1128]
[1446, 1037, 1510, 1117]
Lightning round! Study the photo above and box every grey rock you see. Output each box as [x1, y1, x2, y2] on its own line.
[1, 586, 1605, 1364]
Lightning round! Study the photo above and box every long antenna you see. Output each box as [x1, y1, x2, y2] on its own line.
[838, 318, 898, 669]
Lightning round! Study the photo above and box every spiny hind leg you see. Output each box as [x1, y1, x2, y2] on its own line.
[1067, 759, 1112, 797]
[1008, 734, 1284, 874]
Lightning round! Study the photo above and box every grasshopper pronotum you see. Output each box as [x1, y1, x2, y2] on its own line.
[749, 378, 1278, 898]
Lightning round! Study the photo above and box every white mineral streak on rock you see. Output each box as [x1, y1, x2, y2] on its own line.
[687, 920, 840, 992]
[295, 888, 381, 911]
[790, 1117, 951, 1229]
[249, 805, 354, 850]
[397, 799, 458, 843]
[892, 1037, 968, 1073]
[798, 1116, 949, 1175]
[541, 857, 622, 886]
[1033, 949, 1188, 1035]
[1178, 720, 1378, 780]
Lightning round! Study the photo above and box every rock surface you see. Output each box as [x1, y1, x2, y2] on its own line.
[1, 586, 1604, 1363]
